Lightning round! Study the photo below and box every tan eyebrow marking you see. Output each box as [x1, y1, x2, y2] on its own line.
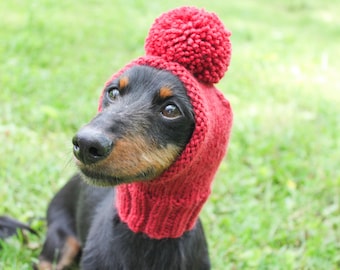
[119, 76, 129, 89]
[159, 87, 173, 99]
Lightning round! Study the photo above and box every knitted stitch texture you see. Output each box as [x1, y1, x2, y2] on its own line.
[145, 7, 231, 84]
[98, 7, 233, 239]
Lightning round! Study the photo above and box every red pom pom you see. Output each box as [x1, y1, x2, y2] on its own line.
[145, 7, 232, 84]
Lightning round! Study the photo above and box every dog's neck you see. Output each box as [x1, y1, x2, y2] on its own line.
[116, 176, 208, 239]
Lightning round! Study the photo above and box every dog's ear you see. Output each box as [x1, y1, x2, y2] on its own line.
[0, 215, 38, 240]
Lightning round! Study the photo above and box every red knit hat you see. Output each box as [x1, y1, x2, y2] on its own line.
[99, 6, 233, 239]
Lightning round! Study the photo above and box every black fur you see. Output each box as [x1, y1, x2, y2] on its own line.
[37, 66, 211, 270]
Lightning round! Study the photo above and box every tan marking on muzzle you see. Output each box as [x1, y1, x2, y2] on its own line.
[82, 135, 181, 181]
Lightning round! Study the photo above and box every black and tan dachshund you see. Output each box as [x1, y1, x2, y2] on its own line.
[36, 66, 211, 270]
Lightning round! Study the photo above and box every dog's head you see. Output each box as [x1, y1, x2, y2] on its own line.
[73, 65, 195, 186]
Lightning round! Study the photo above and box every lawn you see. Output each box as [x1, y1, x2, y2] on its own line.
[1, 0, 339, 269]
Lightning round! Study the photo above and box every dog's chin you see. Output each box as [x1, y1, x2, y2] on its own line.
[80, 172, 125, 187]
[78, 168, 131, 187]
[78, 167, 157, 187]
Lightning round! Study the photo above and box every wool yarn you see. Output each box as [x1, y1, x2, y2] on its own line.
[145, 6, 231, 84]
[99, 6, 233, 239]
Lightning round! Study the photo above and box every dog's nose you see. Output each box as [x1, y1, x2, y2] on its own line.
[72, 129, 113, 165]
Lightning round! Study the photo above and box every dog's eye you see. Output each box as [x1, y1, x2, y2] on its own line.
[107, 88, 120, 101]
[161, 104, 181, 119]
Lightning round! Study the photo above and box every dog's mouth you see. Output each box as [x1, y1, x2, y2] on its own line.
[78, 167, 126, 186]
[76, 161, 158, 187]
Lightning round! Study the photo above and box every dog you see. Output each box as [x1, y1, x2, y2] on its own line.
[36, 65, 211, 270]
[36, 6, 233, 269]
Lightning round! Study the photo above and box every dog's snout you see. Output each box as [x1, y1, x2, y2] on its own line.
[72, 129, 113, 165]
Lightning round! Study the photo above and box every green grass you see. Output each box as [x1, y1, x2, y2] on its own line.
[1, 0, 339, 269]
